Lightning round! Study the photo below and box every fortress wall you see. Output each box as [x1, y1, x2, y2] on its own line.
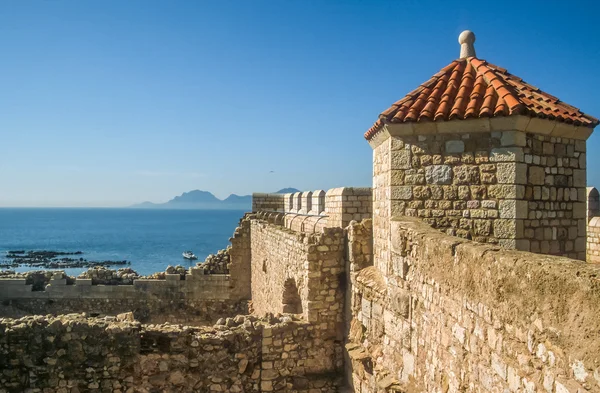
[325, 187, 372, 228]
[588, 217, 600, 263]
[348, 216, 600, 393]
[0, 274, 245, 325]
[249, 219, 346, 373]
[249, 219, 345, 329]
[252, 192, 286, 213]
[252, 188, 372, 233]
[228, 214, 252, 299]
[372, 136, 392, 274]
[0, 314, 341, 393]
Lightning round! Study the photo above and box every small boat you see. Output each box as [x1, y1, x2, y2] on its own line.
[182, 251, 198, 260]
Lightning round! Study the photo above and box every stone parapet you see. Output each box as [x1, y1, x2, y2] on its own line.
[324, 187, 372, 228]
[251, 192, 286, 213]
[348, 216, 600, 392]
[252, 187, 372, 231]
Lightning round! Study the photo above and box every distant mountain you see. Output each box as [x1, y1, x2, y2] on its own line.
[131, 190, 248, 210]
[223, 194, 252, 204]
[131, 188, 297, 210]
[275, 188, 300, 194]
[169, 190, 221, 205]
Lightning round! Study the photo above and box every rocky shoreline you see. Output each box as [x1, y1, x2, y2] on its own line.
[1, 249, 129, 269]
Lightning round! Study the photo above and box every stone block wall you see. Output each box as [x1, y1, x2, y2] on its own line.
[348, 216, 600, 393]
[252, 193, 286, 213]
[372, 137, 392, 274]
[371, 129, 587, 261]
[521, 134, 587, 259]
[0, 313, 341, 393]
[325, 187, 372, 228]
[588, 217, 600, 263]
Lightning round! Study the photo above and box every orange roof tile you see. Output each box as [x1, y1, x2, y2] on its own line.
[365, 56, 599, 140]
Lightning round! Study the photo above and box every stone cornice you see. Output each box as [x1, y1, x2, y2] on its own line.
[368, 115, 595, 149]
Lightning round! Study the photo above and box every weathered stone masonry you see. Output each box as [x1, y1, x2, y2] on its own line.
[348, 217, 600, 392]
[249, 216, 346, 377]
[0, 273, 245, 325]
[0, 313, 340, 393]
[369, 121, 589, 261]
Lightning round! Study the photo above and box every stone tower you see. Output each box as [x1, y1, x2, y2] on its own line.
[366, 31, 598, 267]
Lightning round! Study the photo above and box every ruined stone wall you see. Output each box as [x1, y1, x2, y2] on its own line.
[371, 130, 587, 260]
[348, 216, 600, 393]
[229, 214, 252, 299]
[0, 313, 341, 393]
[588, 217, 600, 264]
[0, 216, 255, 325]
[0, 274, 246, 325]
[249, 218, 346, 380]
[249, 219, 345, 330]
[0, 297, 246, 325]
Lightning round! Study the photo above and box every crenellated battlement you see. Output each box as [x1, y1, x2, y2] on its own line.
[252, 187, 372, 232]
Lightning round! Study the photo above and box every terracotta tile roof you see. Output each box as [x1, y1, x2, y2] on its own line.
[365, 57, 599, 140]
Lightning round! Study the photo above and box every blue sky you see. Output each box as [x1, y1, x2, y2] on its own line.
[0, 0, 599, 207]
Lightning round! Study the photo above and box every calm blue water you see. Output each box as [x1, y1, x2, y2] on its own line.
[0, 208, 245, 276]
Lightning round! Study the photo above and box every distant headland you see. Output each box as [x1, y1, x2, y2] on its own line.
[130, 188, 300, 210]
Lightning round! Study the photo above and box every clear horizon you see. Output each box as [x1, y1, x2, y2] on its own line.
[1, 1, 599, 207]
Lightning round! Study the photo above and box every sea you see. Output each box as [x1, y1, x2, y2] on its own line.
[0, 208, 246, 276]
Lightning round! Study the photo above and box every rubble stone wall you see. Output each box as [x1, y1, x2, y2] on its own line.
[0, 314, 341, 393]
[348, 216, 600, 393]
[228, 214, 253, 300]
[0, 274, 246, 324]
[0, 296, 246, 325]
[0, 216, 255, 325]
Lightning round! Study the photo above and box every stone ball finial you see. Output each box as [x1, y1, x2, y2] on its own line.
[458, 30, 476, 59]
